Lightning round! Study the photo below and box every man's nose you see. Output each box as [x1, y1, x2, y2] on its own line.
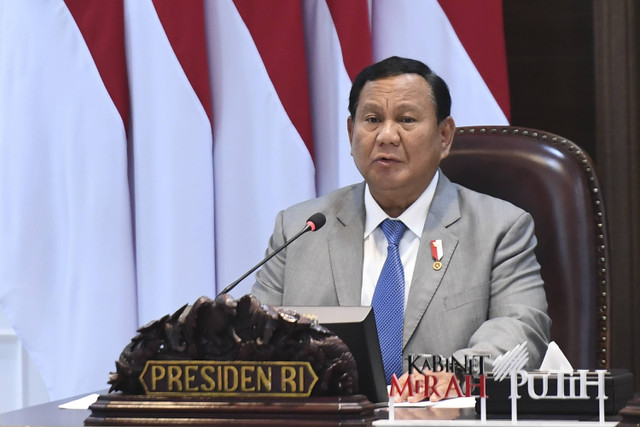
[376, 120, 400, 145]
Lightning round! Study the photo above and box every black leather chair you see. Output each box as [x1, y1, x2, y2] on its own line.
[441, 126, 611, 369]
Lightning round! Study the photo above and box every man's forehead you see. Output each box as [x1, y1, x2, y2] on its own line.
[357, 75, 433, 108]
[360, 74, 430, 96]
[364, 73, 429, 87]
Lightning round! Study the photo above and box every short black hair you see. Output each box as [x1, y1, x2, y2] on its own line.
[348, 56, 452, 124]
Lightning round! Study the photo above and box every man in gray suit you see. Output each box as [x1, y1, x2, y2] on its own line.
[252, 56, 550, 401]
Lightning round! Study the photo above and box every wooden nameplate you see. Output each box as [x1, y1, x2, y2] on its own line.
[85, 392, 376, 426]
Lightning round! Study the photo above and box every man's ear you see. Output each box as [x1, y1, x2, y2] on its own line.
[347, 116, 354, 154]
[438, 116, 456, 160]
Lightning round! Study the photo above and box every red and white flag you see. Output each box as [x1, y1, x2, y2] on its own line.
[124, 0, 216, 324]
[372, 0, 510, 125]
[303, 0, 372, 195]
[0, 0, 137, 399]
[204, 0, 317, 296]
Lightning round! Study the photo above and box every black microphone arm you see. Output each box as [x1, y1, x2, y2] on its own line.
[218, 212, 326, 296]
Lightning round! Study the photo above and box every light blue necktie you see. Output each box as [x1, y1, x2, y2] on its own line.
[371, 219, 407, 384]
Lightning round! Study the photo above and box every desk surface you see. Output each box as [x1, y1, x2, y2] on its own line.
[0, 396, 91, 426]
[0, 394, 621, 427]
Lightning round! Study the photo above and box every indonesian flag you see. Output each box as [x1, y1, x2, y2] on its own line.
[204, 0, 317, 295]
[124, 0, 216, 324]
[0, 0, 510, 402]
[372, 0, 510, 124]
[0, 0, 137, 399]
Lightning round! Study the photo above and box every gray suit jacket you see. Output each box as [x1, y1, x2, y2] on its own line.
[252, 172, 551, 369]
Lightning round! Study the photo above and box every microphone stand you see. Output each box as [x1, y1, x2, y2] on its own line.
[217, 224, 312, 296]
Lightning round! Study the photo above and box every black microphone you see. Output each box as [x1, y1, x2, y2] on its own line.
[218, 212, 326, 296]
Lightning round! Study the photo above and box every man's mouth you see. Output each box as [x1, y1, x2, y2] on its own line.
[374, 156, 400, 165]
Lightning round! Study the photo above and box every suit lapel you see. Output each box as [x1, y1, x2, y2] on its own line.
[404, 174, 461, 348]
[328, 183, 366, 306]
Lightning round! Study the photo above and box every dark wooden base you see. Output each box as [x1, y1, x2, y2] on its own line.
[84, 393, 376, 426]
[617, 394, 640, 426]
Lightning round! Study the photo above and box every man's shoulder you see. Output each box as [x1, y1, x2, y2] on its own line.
[280, 182, 364, 223]
[442, 178, 538, 246]
[454, 182, 522, 207]
[445, 176, 530, 220]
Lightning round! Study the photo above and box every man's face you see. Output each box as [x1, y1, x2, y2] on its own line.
[348, 74, 455, 213]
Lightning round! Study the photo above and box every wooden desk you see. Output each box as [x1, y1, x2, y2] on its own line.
[0, 394, 623, 426]
[0, 393, 94, 426]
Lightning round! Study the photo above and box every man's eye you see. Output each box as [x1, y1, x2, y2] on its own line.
[365, 116, 380, 123]
[400, 117, 416, 123]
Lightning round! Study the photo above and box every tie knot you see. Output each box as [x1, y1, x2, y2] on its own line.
[380, 219, 406, 246]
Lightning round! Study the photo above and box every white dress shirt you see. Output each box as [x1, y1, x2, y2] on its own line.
[361, 171, 439, 307]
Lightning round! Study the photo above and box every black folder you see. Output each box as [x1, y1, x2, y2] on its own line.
[281, 306, 387, 404]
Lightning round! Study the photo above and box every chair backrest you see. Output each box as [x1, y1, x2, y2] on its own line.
[440, 126, 611, 369]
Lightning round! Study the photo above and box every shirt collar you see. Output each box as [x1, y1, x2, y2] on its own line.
[364, 170, 440, 239]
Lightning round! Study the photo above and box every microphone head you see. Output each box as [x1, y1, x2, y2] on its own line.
[306, 212, 326, 231]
